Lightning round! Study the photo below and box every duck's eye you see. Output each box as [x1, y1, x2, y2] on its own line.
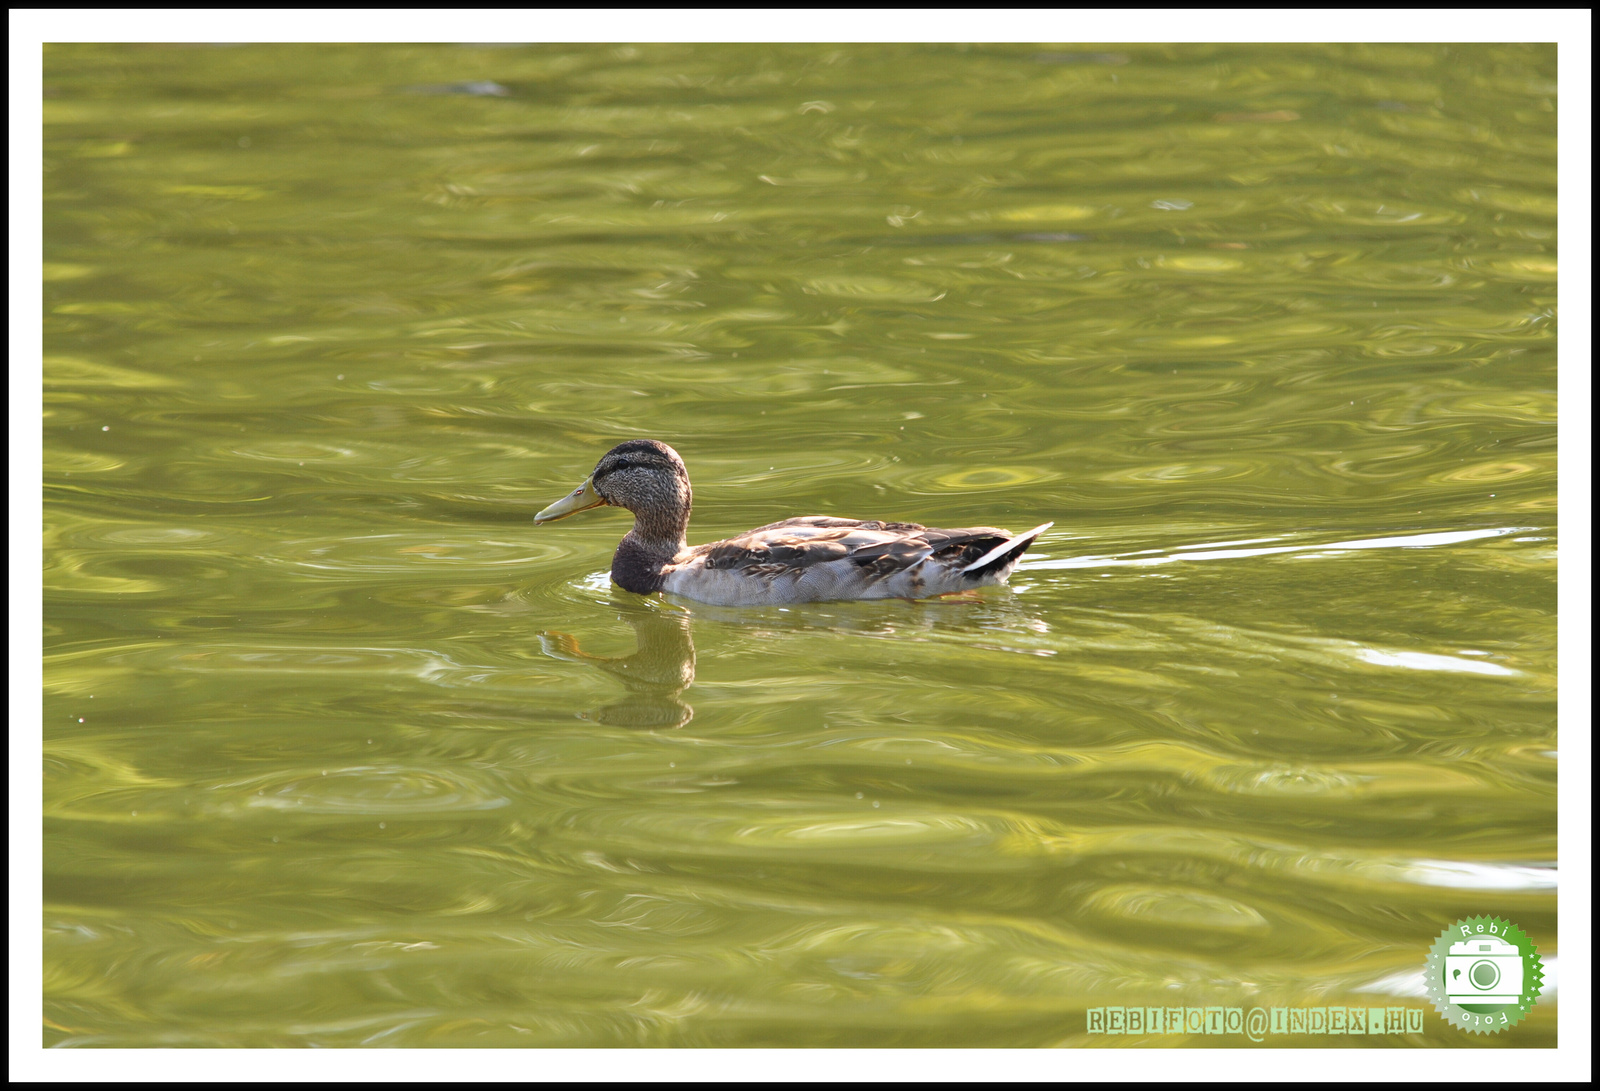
[609, 459, 632, 473]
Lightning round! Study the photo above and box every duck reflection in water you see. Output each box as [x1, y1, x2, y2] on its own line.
[539, 607, 696, 729]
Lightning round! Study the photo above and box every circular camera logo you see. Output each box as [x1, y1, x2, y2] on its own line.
[1426, 915, 1545, 1033]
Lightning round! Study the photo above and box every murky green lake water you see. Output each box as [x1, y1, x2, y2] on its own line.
[43, 44, 1556, 1047]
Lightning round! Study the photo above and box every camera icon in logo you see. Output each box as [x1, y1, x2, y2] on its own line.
[1445, 936, 1524, 1005]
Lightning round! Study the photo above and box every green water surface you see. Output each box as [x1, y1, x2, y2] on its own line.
[43, 43, 1556, 1047]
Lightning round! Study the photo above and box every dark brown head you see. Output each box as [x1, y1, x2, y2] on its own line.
[535, 439, 692, 542]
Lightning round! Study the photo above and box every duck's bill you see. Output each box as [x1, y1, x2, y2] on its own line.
[534, 475, 606, 523]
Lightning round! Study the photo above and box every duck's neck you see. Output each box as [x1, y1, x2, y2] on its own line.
[611, 509, 688, 595]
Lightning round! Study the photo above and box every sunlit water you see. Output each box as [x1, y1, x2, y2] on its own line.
[43, 44, 1555, 1047]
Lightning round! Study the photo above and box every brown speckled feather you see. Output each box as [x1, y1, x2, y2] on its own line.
[663, 516, 1039, 605]
[695, 517, 1010, 575]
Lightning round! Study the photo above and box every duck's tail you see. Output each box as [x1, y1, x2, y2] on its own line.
[960, 522, 1054, 578]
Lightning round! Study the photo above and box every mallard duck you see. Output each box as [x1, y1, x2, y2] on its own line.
[534, 439, 1052, 607]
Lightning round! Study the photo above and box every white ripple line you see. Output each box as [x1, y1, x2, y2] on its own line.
[1020, 525, 1539, 571]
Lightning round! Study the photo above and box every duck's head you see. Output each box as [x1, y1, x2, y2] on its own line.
[535, 439, 692, 531]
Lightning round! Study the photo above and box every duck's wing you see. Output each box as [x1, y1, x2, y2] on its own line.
[661, 517, 1049, 605]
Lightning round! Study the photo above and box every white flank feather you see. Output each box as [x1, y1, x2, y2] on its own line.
[960, 521, 1054, 574]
